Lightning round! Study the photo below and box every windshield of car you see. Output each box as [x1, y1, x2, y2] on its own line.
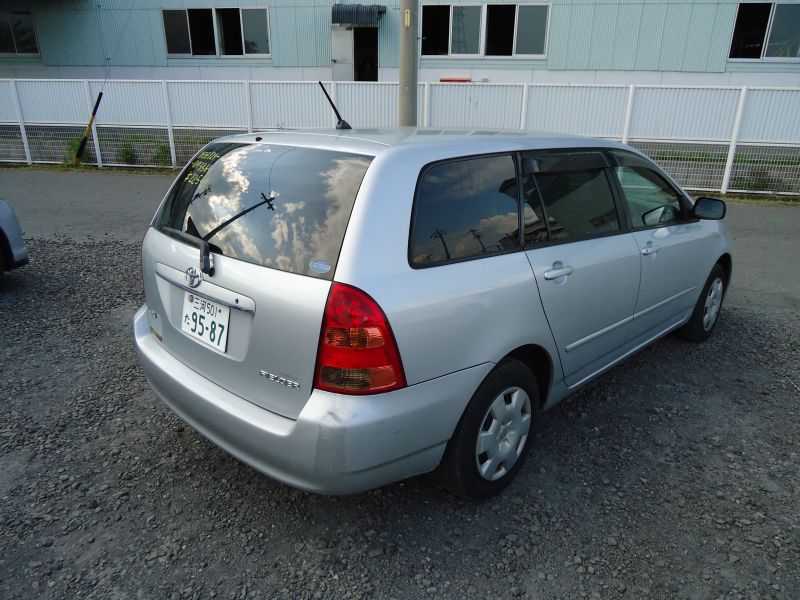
[155, 142, 373, 280]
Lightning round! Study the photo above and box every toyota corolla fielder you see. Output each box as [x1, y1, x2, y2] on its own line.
[134, 129, 731, 498]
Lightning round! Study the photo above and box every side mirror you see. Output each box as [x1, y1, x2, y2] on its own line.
[693, 197, 726, 220]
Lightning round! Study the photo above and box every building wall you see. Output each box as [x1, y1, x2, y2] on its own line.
[0, 0, 797, 84]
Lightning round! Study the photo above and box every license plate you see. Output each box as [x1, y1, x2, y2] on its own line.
[181, 292, 230, 352]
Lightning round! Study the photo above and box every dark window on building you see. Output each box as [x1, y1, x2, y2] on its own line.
[525, 151, 619, 241]
[485, 5, 515, 56]
[187, 9, 216, 55]
[421, 5, 450, 56]
[410, 154, 521, 266]
[163, 10, 191, 55]
[156, 143, 372, 280]
[217, 8, 244, 55]
[516, 5, 548, 55]
[242, 9, 269, 54]
[729, 3, 772, 59]
[0, 12, 39, 54]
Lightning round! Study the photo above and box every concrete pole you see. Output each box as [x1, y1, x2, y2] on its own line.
[399, 0, 418, 126]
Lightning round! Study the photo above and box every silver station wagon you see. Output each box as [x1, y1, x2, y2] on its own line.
[134, 129, 731, 498]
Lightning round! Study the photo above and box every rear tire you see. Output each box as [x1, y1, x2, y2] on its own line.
[676, 263, 727, 343]
[0, 246, 6, 284]
[439, 358, 540, 499]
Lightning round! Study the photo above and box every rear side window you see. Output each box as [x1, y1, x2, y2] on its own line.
[410, 154, 520, 266]
[155, 142, 372, 280]
[523, 151, 620, 241]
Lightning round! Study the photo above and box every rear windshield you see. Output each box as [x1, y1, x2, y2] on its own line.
[155, 142, 373, 280]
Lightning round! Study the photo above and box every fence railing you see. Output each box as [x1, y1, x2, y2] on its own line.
[1, 79, 799, 194]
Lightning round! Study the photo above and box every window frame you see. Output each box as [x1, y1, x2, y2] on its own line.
[0, 11, 40, 57]
[728, 2, 800, 63]
[162, 7, 271, 59]
[407, 151, 524, 269]
[419, 2, 550, 59]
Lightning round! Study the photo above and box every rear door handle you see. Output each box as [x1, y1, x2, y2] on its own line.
[544, 264, 574, 280]
[641, 242, 660, 256]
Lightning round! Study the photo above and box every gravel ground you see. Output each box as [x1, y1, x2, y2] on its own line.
[0, 176, 798, 598]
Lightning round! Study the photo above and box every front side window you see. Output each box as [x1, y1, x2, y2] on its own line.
[612, 152, 685, 229]
[410, 154, 521, 266]
[421, 4, 549, 57]
[163, 8, 270, 57]
[0, 12, 39, 55]
[156, 143, 372, 280]
[524, 151, 620, 241]
[730, 3, 800, 60]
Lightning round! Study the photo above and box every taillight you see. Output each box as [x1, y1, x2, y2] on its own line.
[315, 283, 406, 395]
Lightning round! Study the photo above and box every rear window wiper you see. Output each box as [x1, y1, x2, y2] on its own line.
[162, 227, 215, 276]
[200, 192, 277, 243]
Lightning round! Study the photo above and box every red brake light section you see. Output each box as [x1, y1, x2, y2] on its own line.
[315, 283, 406, 395]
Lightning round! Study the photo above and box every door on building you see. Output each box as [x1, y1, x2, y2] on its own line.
[354, 28, 378, 81]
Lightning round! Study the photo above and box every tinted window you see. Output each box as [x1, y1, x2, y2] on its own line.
[162, 10, 191, 55]
[156, 143, 372, 280]
[411, 155, 520, 266]
[242, 8, 270, 55]
[486, 5, 515, 56]
[765, 5, 800, 58]
[516, 5, 548, 55]
[729, 3, 771, 59]
[451, 6, 481, 54]
[421, 6, 449, 56]
[612, 151, 684, 229]
[525, 151, 619, 240]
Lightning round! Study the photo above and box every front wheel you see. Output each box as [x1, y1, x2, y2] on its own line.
[439, 358, 539, 499]
[676, 263, 727, 343]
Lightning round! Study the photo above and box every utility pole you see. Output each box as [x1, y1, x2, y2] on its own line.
[468, 228, 487, 254]
[431, 228, 450, 260]
[399, 0, 418, 126]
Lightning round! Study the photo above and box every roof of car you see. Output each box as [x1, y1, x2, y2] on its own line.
[213, 128, 630, 157]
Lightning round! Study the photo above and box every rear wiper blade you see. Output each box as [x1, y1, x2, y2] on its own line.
[201, 192, 276, 242]
[162, 227, 214, 276]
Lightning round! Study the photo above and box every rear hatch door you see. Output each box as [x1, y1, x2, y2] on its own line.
[142, 141, 373, 419]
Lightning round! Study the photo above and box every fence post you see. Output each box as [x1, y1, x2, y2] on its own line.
[423, 82, 430, 127]
[721, 86, 748, 194]
[621, 84, 636, 144]
[11, 80, 31, 165]
[244, 80, 253, 133]
[84, 81, 103, 167]
[161, 81, 177, 168]
[519, 83, 529, 130]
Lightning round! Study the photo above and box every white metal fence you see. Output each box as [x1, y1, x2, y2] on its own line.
[1, 79, 799, 194]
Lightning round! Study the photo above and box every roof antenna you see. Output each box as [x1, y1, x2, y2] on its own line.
[318, 81, 351, 130]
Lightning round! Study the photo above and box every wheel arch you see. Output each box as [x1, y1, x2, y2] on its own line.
[504, 344, 553, 408]
[716, 252, 732, 283]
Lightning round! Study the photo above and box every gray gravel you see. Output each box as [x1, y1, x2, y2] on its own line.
[0, 170, 799, 599]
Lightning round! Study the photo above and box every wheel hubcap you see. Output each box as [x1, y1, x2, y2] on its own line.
[475, 387, 532, 481]
[702, 277, 724, 331]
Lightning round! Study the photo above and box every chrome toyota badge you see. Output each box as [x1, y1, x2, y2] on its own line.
[185, 266, 203, 288]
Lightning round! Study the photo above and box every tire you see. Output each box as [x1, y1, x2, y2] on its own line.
[439, 358, 540, 499]
[0, 246, 6, 284]
[676, 263, 727, 343]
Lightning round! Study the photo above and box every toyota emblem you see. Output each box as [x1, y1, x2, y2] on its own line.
[185, 266, 203, 288]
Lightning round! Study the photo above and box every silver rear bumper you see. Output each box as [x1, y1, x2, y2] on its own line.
[133, 305, 492, 494]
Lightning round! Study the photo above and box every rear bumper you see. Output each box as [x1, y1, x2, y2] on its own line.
[133, 305, 492, 494]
